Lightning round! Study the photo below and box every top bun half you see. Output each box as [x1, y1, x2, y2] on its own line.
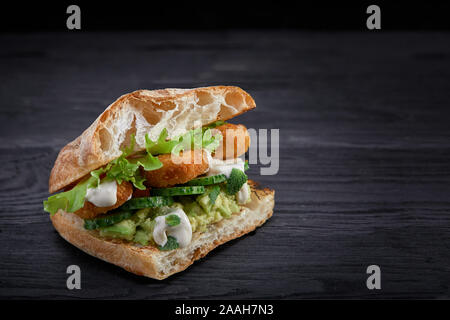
[49, 86, 256, 193]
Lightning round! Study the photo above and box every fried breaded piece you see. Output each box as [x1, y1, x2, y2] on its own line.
[142, 150, 208, 188]
[74, 181, 133, 219]
[132, 187, 150, 198]
[213, 123, 250, 159]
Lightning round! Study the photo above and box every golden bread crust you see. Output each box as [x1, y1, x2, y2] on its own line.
[49, 86, 256, 193]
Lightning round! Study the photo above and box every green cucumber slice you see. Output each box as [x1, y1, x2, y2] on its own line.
[151, 186, 205, 196]
[186, 174, 227, 186]
[120, 196, 174, 210]
[84, 210, 133, 230]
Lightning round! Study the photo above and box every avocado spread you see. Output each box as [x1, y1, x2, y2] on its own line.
[97, 185, 244, 246]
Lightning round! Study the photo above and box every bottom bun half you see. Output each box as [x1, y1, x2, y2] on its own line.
[50, 182, 275, 280]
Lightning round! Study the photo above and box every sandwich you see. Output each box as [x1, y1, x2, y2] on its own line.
[43, 86, 275, 280]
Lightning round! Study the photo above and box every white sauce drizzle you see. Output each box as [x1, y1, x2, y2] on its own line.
[153, 208, 192, 248]
[85, 180, 117, 207]
[236, 182, 250, 204]
[205, 151, 250, 203]
[205, 152, 245, 178]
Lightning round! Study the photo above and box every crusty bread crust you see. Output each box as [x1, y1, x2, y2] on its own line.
[50, 182, 274, 280]
[49, 86, 256, 193]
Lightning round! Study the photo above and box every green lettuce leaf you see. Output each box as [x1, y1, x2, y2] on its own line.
[92, 134, 163, 190]
[90, 166, 108, 188]
[43, 176, 96, 215]
[145, 128, 179, 155]
[44, 125, 223, 215]
[43, 134, 161, 215]
[201, 128, 222, 152]
[171, 127, 222, 155]
[106, 156, 146, 190]
[131, 154, 163, 172]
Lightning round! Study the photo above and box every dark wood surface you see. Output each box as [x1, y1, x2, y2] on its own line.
[1, 31, 450, 299]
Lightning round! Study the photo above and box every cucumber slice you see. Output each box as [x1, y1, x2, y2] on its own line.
[186, 174, 227, 186]
[84, 210, 133, 230]
[151, 186, 205, 196]
[120, 196, 174, 210]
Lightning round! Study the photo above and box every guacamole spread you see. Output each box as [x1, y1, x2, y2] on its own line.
[97, 185, 246, 246]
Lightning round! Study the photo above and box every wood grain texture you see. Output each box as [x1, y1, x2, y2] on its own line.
[1, 31, 450, 299]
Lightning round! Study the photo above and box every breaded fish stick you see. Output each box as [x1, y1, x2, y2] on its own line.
[74, 181, 133, 219]
[142, 150, 208, 188]
[213, 123, 250, 159]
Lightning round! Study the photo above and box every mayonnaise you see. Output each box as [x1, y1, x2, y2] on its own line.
[206, 153, 245, 178]
[86, 179, 117, 207]
[153, 208, 192, 248]
[236, 182, 250, 204]
[205, 151, 250, 202]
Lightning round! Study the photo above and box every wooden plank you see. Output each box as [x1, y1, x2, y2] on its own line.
[0, 31, 450, 299]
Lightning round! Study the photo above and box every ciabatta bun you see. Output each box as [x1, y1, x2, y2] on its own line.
[50, 182, 274, 280]
[49, 86, 256, 193]
[47, 86, 274, 279]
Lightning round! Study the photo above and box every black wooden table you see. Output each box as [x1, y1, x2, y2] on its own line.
[1, 31, 450, 299]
